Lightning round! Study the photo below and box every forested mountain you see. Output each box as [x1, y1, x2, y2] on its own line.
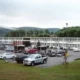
[0, 27, 60, 36]
[17, 27, 42, 31]
[0, 27, 12, 36]
[1, 26, 80, 37]
[46, 28, 60, 33]
[17, 27, 60, 32]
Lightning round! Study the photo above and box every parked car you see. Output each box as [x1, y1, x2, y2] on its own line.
[15, 54, 29, 63]
[56, 49, 66, 57]
[56, 52, 63, 57]
[23, 54, 48, 66]
[0, 52, 16, 59]
[73, 47, 80, 52]
[47, 51, 56, 57]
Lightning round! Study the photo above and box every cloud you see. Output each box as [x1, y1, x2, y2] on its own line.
[0, 0, 80, 28]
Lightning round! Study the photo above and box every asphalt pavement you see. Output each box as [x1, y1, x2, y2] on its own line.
[0, 50, 80, 68]
[37, 50, 80, 67]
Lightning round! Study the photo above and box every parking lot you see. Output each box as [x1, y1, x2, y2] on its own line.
[37, 50, 80, 67]
[0, 50, 80, 67]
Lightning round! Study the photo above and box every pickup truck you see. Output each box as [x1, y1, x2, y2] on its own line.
[23, 54, 47, 66]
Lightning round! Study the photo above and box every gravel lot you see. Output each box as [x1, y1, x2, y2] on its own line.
[0, 50, 80, 67]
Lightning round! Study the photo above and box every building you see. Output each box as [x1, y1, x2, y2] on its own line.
[0, 37, 80, 49]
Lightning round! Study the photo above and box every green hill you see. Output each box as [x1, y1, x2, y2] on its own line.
[0, 27, 60, 36]
[17, 27, 42, 31]
[45, 28, 60, 33]
[17, 27, 60, 32]
[0, 27, 12, 36]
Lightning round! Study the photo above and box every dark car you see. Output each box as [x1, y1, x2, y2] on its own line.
[56, 52, 62, 57]
[56, 49, 66, 57]
[47, 51, 56, 57]
[15, 54, 29, 63]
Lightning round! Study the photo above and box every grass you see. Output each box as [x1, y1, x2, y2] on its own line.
[0, 60, 80, 80]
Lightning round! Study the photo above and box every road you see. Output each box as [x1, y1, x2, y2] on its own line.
[0, 50, 80, 67]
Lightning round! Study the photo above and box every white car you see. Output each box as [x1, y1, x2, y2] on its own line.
[0, 52, 16, 59]
[73, 47, 80, 52]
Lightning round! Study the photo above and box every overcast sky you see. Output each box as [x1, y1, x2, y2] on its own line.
[0, 0, 80, 28]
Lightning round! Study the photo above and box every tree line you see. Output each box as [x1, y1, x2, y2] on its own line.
[56, 26, 80, 37]
[5, 29, 54, 37]
[5, 26, 80, 37]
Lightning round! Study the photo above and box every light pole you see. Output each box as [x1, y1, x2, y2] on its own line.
[66, 23, 68, 28]
[66, 23, 68, 49]
[64, 23, 69, 78]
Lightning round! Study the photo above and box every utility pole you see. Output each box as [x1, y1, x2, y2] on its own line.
[63, 23, 68, 78]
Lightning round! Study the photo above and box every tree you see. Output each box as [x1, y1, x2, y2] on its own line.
[45, 29, 50, 34]
[5, 30, 25, 37]
[55, 27, 80, 37]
